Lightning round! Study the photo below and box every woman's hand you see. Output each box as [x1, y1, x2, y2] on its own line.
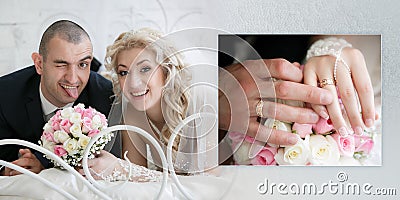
[78, 150, 120, 180]
[304, 46, 375, 136]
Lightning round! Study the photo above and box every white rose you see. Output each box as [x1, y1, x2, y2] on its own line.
[309, 135, 340, 165]
[275, 135, 310, 165]
[43, 123, 54, 133]
[69, 112, 82, 124]
[41, 137, 55, 151]
[53, 130, 70, 143]
[61, 107, 74, 119]
[91, 115, 102, 130]
[263, 119, 292, 132]
[63, 138, 79, 154]
[76, 103, 85, 110]
[264, 119, 292, 147]
[78, 135, 91, 148]
[70, 123, 83, 137]
[232, 141, 252, 165]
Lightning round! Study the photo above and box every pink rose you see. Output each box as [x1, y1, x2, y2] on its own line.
[100, 114, 107, 125]
[354, 134, 374, 154]
[88, 129, 100, 137]
[82, 108, 94, 119]
[250, 145, 278, 165]
[43, 132, 55, 142]
[59, 119, 72, 133]
[82, 117, 93, 133]
[54, 145, 67, 157]
[51, 120, 61, 131]
[331, 132, 355, 157]
[52, 111, 61, 121]
[312, 117, 334, 134]
[292, 123, 313, 138]
[74, 106, 84, 115]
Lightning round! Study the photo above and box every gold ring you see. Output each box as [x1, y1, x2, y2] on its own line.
[318, 78, 335, 88]
[256, 100, 264, 118]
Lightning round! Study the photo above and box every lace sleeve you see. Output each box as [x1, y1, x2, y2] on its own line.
[91, 158, 163, 182]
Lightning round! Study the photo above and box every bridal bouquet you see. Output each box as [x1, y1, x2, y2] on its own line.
[229, 101, 376, 166]
[39, 103, 113, 167]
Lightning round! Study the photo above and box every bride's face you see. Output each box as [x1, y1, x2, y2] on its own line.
[117, 48, 165, 112]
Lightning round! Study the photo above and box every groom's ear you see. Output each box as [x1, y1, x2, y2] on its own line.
[32, 52, 43, 75]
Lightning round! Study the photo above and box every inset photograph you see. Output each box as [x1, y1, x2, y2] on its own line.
[218, 34, 381, 166]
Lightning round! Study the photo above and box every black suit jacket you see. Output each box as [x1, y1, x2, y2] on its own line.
[0, 65, 116, 164]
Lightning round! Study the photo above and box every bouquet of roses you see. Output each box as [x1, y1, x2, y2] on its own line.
[229, 100, 377, 166]
[39, 103, 113, 167]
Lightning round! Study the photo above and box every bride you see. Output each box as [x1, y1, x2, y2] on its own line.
[78, 28, 218, 182]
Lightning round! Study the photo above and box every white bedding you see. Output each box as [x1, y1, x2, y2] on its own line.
[0, 168, 232, 199]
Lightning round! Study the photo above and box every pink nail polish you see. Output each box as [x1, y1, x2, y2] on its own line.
[354, 126, 363, 135]
[365, 119, 374, 127]
[338, 127, 348, 137]
[320, 111, 329, 120]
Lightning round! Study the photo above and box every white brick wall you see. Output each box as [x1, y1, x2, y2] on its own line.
[0, 0, 215, 76]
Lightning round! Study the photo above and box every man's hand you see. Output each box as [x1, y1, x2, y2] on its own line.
[219, 59, 333, 146]
[3, 149, 44, 176]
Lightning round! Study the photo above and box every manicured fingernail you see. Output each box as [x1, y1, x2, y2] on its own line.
[354, 126, 363, 135]
[320, 111, 329, 119]
[320, 94, 332, 104]
[288, 136, 298, 145]
[365, 119, 374, 127]
[311, 113, 320, 122]
[338, 127, 348, 137]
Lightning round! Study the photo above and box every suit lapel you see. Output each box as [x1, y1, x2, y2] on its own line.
[25, 76, 45, 139]
[75, 86, 89, 106]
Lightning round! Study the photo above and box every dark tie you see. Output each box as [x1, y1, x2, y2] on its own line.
[44, 109, 59, 122]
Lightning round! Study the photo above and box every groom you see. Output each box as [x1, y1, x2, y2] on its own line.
[0, 20, 115, 176]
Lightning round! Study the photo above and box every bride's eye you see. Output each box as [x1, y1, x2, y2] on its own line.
[140, 66, 151, 73]
[118, 71, 129, 76]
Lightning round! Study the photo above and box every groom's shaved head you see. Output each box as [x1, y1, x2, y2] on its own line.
[39, 20, 92, 61]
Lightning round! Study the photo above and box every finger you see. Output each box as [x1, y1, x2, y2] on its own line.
[273, 80, 333, 105]
[348, 54, 375, 128]
[19, 151, 35, 159]
[292, 62, 301, 68]
[323, 84, 352, 136]
[247, 120, 298, 146]
[303, 64, 329, 119]
[310, 104, 329, 120]
[87, 158, 96, 168]
[12, 158, 32, 168]
[264, 59, 303, 82]
[257, 101, 319, 124]
[9, 169, 22, 176]
[251, 79, 275, 99]
[78, 168, 86, 176]
[4, 167, 12, 176]
[336, 61, 364, 135]
[19, 149, 31, 156]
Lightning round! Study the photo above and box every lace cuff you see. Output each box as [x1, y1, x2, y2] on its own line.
[306, 37, 352, 60]
[91, 159, 163, 182]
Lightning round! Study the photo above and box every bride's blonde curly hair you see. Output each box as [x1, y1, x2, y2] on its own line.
[104, 28, 191, 151]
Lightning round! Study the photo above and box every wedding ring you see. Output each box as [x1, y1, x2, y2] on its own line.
[256, 100, 265, 118]
[318, 78, 335, 88]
